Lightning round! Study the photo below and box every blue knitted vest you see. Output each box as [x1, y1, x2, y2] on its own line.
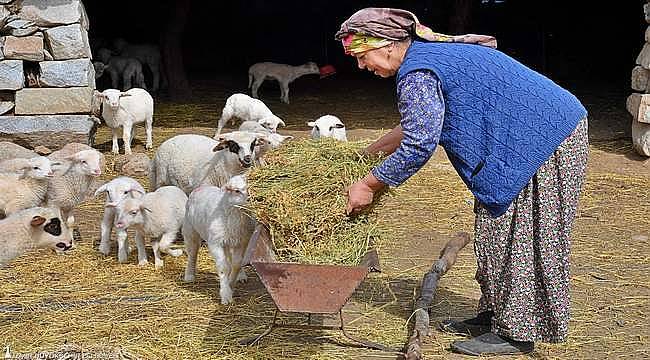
[397, 41, 586, 217]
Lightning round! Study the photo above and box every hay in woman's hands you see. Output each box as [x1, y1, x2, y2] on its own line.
[247, 138, 388, 265]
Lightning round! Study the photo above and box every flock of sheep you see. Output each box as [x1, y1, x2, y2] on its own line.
[0, 81, 348, 304]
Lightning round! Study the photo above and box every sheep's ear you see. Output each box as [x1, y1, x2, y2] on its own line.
[278, 119, 286, 126]
[255, 137, 269, 146]
[94, 183, 108, 196]
[140, 205, 153, 213]
[213, 140, 229, 152]
[30, 216, 46, 227]
[281, 135, 294, 142]
[128, 188, 145, 196]
[335, 123, 345, 129]
[105, 202, 118, 208]
[307, 121, 315, 127]
[119, 92, 132, 97]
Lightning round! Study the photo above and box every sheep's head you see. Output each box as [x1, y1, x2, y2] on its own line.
[30, 207, 73, 252]
[257, 116, 285, 133]
[223, 175, 248, 205]
[17, 156, 56, 179]
[99, 89, 131, 110]
[112, 38, 128, 53]
[96, 48, 113, 64]
[304, 61, 320, 74]
[308, 115, 345, 140]
[94, 177, 145, 206]
[93, 61, 108, 79]
[213, 131, 267, 168]
[65, 149, 102, 177]
[111, 197, 148, 229]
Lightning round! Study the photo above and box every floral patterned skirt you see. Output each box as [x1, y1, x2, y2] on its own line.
[473, 117, 589, 343]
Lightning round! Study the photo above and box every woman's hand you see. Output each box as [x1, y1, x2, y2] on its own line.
[345, 173, 386, 215]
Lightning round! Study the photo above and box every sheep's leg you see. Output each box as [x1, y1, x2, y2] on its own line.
[98, 209, 114, 255]
[251, 78, 264, 99]
[116, 229, 130, 263]
[111, 128, 120, 154]
[228, 244, 247, 285]
[216, 107, 233, 137]
[207, 239, 233, 304]
[122, 123, 133, 155]
[149, 62, 161, 93]
[280, 81, 290, 104]
[109, 69, 120, 89]
[123, 71, 133, 91]
[160, 231, 182, 257]
[145, 114, 153, 150]
[135, 230, 148, 266]
[183, 224, 201, 282]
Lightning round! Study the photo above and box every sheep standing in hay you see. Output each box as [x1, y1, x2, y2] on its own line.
[248, 61, 320, 104]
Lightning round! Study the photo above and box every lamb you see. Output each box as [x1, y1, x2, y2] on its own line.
[0, 157, 55, 218]
[0, 142, 37, 162]
[150, 132, 266, 194]
[0, 207, 73, 266]
[45, 148, 103, 242]
[248, 61, 320, 104]
[94, 176, 145, 262]
[93, 57, 147, 91]
[113, 38, 164, 92]
[110, 186, 186, 268]
[183, 175, 255, 304]
[238, 120, 293, 164]
[97, 88, 154, 155]
[215, 93, 285, 137]
[308, 115, 348, 141]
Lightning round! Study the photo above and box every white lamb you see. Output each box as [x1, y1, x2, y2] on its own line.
[45, 148, 103, 242]
[215, 93, 285, 137]
[93, 57, 147, 91]
[94, 176, 145, 262]
[150, 132, 266, 194]
[248, 61, 320, 104]
[0, 157, 55, 218]
[0, 207, 73, 266]
[98, 88, 154, 155]
[308, 115, 348, 141]
[238, 121, 293, 164]
[110, 186, 187, 268]
[183, 175, 255, 304]
[113, 38, 164, 92]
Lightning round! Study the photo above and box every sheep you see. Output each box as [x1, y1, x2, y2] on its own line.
[93, 57, 147, 91]
[97, 88, 154, 155]
[308, 115, 348, 141]
[45, 148, 103, 244]
[150, 132, 266, 194]
[215, 93, 285, 137]
[0, 141, 37, 162]
[0, 157, 55, 218]
[0, 207, 73, 266]
[110, 186, 187, 268]
[248, 61, 320, 104]
[113, 38, 164, 92]
[93, 176, 145, 261]
[238, 121, 293, 164]
[183, 175, 255, 304]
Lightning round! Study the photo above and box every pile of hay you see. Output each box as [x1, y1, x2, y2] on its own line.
[247, 138, 388, 265]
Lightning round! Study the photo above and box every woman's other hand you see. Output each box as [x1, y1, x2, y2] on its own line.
[345, 173, 386, 215]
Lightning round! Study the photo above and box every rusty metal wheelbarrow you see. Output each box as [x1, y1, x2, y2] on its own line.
[239, 224, 398, 353]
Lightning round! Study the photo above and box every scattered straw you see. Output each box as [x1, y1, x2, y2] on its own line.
[247, 138, 387, 265]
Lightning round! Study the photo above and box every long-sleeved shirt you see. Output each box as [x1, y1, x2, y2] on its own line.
[372, 69, 445, 187]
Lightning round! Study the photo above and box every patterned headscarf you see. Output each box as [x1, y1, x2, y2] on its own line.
[336, 8, 497, 55]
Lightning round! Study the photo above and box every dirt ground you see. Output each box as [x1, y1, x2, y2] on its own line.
[1, 75, 649, 359]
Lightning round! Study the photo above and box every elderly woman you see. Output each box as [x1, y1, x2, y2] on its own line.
[339, 8, 588, 356]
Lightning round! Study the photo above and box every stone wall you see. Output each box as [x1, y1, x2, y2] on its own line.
[0, 0, 98, 150]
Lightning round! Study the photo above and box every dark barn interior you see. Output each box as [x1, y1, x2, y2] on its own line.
[85, 0, 644, 137]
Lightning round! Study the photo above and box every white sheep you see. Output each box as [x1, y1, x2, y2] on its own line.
[248, 61, 320, 104]
[0, 141, 37, 162]
[150, 132, 266, 194]
[93, 57, 147, 91]
[110, 186, 187, 268]
[215, 93, 285, 137]
[238, 121, 293, 164]
[0, 157, 55, 218]
[183, 175, 255, 304]
[308, 115, 348, 141]
[113, 38, 164, 92]
[98, 88, 154, 155]
[0, 207, 73, 266]
[93, 176, 145, 262]
[45, 148, 103, 243]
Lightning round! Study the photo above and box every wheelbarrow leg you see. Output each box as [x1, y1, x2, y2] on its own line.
[338, 311, 403, 354]
[239, 310, 279, 346]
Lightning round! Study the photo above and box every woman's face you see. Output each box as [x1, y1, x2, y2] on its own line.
[352, 44, 399, 78]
